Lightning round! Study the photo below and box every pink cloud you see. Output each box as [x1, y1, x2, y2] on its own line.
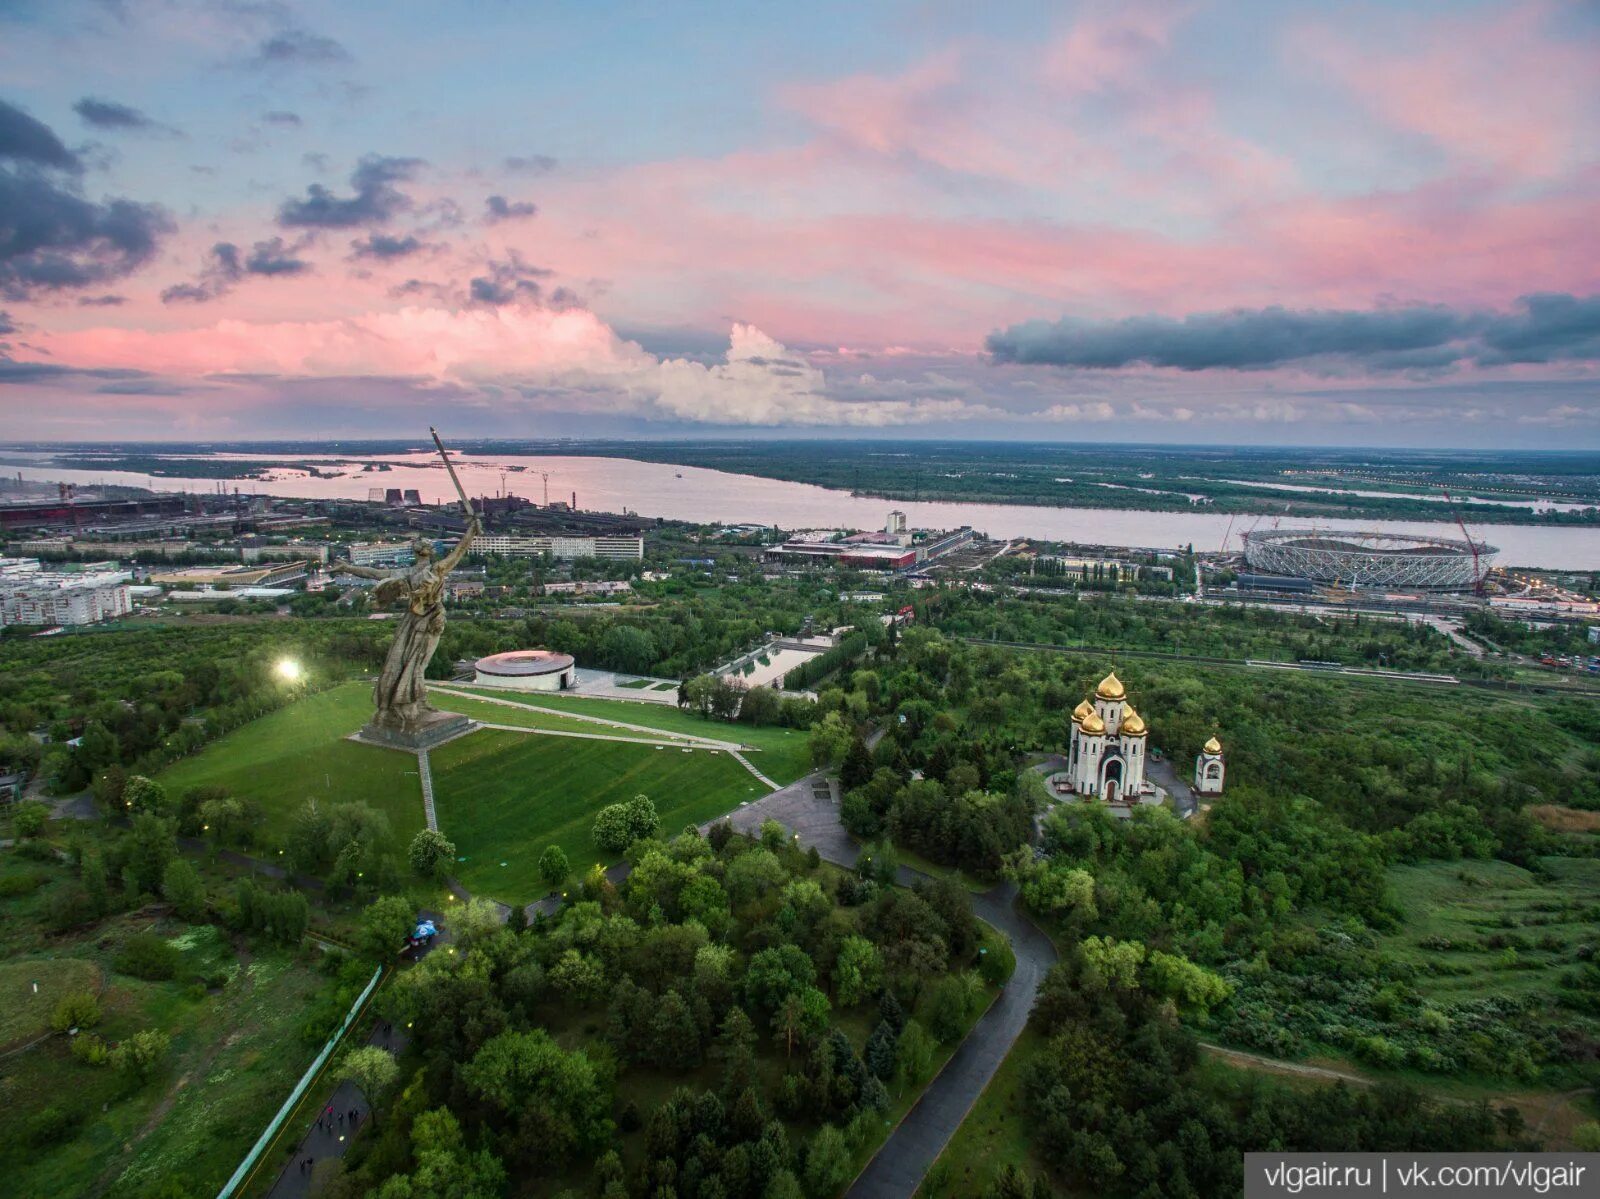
[1297, 2, 1600, 178]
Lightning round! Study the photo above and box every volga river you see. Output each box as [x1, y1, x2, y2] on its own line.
[9, 450, 1598, 570]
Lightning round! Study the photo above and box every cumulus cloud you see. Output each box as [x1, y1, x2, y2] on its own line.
[161, 236, 311, 303]
[73, 97, 172, 134]
[0, 98, 171, 300]
[250, 29, 350, 68]
[26, 305, 998, 427]
[986, 295, 1600, 372]
[483, 194, 537, 223]
[349, 232, 426, 260]
[278, 155, 421, 228]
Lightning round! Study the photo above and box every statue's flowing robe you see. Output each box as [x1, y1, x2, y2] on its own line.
[371, 595, 446, 726]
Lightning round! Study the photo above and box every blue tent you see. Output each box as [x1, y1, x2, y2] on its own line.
[412, 920, 437, 940]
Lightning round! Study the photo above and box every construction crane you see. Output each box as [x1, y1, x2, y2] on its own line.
[1219, 514, 1235, 555]
[1439, 486, 1485, 595]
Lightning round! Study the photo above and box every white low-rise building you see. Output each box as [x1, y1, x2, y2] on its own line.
[0, 570, 131, 627]
[475, 534, 643, 561]
[473, 649, 577, 691]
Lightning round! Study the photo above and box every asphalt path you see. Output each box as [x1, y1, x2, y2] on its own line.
[728, 773, 1060, 1199]
[264, 1020, 407, 1199]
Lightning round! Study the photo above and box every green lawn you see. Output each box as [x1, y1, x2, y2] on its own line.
[434, 692, 713, 741]
[1381, 857, 1600, 1002]
[430, 728, 769, 904]
[156, 682, 425, 849]
[0, 958, 101, 1049]
[445, 685, 814, 783]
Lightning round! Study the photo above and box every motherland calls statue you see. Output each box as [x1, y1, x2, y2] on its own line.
[347, 429, 480, 748]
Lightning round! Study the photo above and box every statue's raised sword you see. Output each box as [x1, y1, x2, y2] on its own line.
[429, 426, 475, 522]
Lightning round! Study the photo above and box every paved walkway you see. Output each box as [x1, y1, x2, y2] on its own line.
[417, 749, 437, 831]
[265, 1021, 408, 1198]
[432, 685, 740, 747]
[726, 776, 1059, 1199]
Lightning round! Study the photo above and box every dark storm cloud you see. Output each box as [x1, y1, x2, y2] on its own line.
[504, 155, 556, 175]
[73, 97, 166, 132]
[349, 232, 425, 260]
[263, 110, 303, 126]
[278, 154, 422, 228]
[985, 295, 1600, 373]
[251, 28, 350, 68]
[0, 98, 80, 170]
[161, 236, 311, 303]
[1476, 293, 1600, 365]
[0, 99, 171, 300]
[467, 253, 552, 305]
[986, 304, 1467, 370]
[483, 194, 537, 223]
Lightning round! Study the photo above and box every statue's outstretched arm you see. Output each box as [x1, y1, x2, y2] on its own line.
[340, 564, 393, 581]
[438, 516, 481, 574]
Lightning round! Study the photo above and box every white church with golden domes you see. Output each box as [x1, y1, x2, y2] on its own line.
[1054, 671, 1226, 815]
[1064, 671, 1153, 803]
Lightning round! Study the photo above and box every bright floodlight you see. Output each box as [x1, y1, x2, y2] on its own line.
[276, 658, 303, 682]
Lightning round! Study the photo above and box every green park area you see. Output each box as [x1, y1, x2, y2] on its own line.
[0, 881, 342, 1199]
[1383, 856, 1600, 1007]
[430, 727, 769, 904]
[446, 684, 815, 783]
[156, 681, 426, 848]
[0, 957, 102, 1049]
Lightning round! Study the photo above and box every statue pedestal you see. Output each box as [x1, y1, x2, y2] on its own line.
[357, 709, 475, 751]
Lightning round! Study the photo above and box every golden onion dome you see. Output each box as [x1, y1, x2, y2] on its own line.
[1071, 699, 1093, 722]
[1203, 736, 1222, 754]
[1121, 708, 1147, 736]
[1080, 711, 1106, 735]
[1095, 671, 1125, 700]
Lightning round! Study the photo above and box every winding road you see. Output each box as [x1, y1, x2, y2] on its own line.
[726, 773, 1060, 1199]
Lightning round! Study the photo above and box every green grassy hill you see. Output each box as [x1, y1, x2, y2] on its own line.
[430, 728, 768, 904]
[156, 682, 425, 849]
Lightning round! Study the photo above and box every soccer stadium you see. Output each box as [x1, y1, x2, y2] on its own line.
[1242, 529, 1496, 591]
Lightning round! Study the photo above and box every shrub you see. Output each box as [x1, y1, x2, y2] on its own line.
[50, 989, 101, 1032]
[111, 1028, 172, 1081]
[69, 1033, 110, 1066]
[0, 869, 47, 897]
[12, 800, 48, 838]
[24, 1106, 73, 1147]
[114, 931, 180, 981]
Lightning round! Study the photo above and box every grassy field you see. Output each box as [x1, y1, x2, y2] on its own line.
[0, 916, 331, 1199]
[433, 691, 719, 742]
[1382, 857, 1600, 1003]
[0, 958, 101, 1049]
[156, 682, 425, 848]
[445, 685, 814, 783]
[431, 728, 769, 903]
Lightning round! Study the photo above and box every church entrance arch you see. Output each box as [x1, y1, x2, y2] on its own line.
[1101, 756, 1124, 803]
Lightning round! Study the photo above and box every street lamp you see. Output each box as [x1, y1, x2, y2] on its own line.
[275, 658, 303, 682]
